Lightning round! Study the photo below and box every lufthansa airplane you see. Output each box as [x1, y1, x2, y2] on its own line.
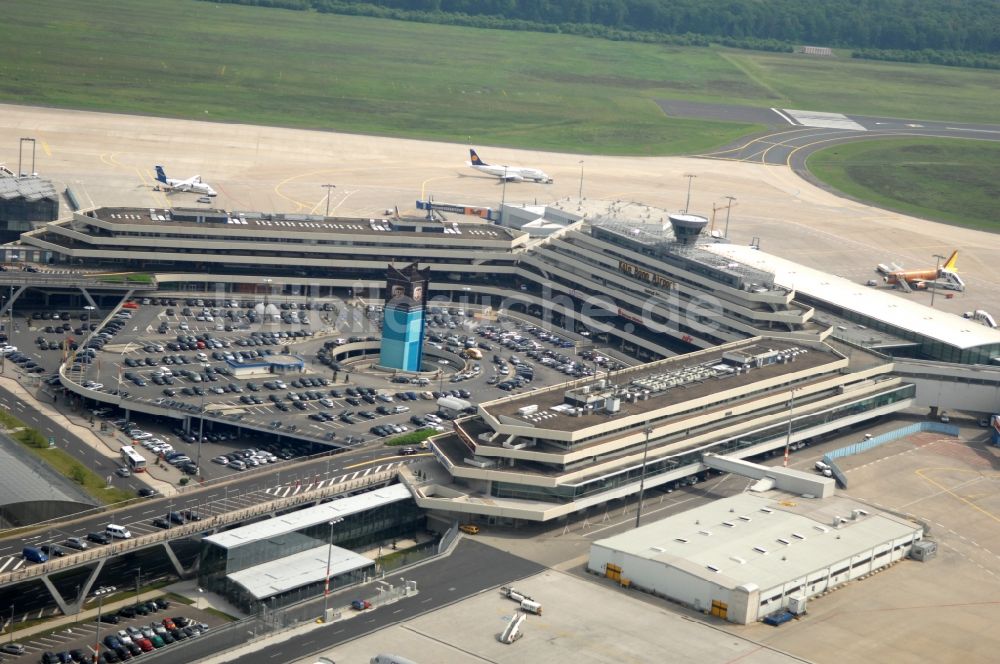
[467, 149, 553, 183]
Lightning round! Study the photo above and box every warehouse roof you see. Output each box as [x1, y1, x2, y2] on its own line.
[203, 484, 412, 550]
[591, 493, 920, 592]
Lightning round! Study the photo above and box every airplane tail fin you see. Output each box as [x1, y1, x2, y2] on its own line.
[469, 149, 487, 166]
[943, 250, 959, 271]
[154, 165, 167, 184]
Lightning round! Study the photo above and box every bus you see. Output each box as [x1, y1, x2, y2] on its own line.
[120, 445, 147, 473]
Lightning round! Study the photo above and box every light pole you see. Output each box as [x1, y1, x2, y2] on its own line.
[500, 166, 508, 224]
[723, 195, 736, 238]
[134, 567, 142, 610]
[634, 427, 653, 528]
[322, 517, 344, 621]
[783, 388, 798, 467]
[683, 174, 697, 213]
[578, 160, 584, 201]
[94, 590, 108, 663]
[322, 184, 336, 218]
[195, 367, 209, 477]
[930, 254, 945, 307]
[8, 603, 13, 645]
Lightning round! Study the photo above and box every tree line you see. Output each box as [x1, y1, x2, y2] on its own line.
[201, 0, 1000, 68]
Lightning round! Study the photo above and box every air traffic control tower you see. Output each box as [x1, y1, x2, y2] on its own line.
[379, 263, 430, 372]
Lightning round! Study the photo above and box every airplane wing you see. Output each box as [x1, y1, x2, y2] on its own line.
[502, 173, 525, 182]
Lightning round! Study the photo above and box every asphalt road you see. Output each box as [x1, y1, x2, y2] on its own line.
[656, 99, 1000, 170]
[0, 440, 413, 571]
[158, 539, 546, 664]
[0, 383, 139, 495]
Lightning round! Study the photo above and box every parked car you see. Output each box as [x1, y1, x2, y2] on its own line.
[87, 532, 112, 545]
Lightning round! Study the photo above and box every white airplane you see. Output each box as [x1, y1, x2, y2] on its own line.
[154, 165, 217, 196]
[467, 149, 552, 183]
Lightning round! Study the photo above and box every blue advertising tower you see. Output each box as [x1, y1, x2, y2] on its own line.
[379, 263, 429, 372]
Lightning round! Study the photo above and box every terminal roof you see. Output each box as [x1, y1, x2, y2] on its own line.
[485, 339, 835, 432]
[203, 484, 411, 550]
[707, 244, 1000, 351]
[228, 544, 372, 600]
[86, 207, 519, 241]
[0, 176, 57, 201]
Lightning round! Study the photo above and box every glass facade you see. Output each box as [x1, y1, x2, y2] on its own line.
[198, 498, 425, 607]
[490, 384, 914, 503]
[379, 307, 425, 371]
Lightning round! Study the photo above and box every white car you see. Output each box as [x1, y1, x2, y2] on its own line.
[130, 432, 153, 440]
[179, 322, 190, 330]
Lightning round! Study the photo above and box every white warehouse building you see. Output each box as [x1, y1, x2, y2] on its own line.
[588, 493, 923, 624]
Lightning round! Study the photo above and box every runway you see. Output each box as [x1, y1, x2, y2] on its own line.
[657, 99, 1000, 173]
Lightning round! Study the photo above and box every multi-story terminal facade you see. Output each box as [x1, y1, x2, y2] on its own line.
[410, 336, 913, 523]
[10, 206, 828, 360]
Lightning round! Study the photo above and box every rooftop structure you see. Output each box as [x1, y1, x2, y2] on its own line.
[588, 492, 924, 624]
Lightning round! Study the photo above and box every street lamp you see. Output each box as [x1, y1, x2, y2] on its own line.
[723, 195, 736, 238]
[7, 604, 13, 645]
[93, 589, 110, 663]
[195, 367, 209, 477]
[322, 184, 336, 218]
[578, 160, 584, 201]
[930, 254, 946, 307]
[322, 517, 344, 621]
[683, 174, 697, 213]
[783, 388, 799, 467]
[634, 426, 653, 528]
[500, 166, 509, 224]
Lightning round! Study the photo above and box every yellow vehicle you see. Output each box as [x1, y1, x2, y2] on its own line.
[463, 348, 483, 360]
[458, 524, 480, 535]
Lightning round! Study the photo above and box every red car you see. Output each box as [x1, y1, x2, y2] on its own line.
[161, 618, 176, 631]
[136, 638, 154, 653]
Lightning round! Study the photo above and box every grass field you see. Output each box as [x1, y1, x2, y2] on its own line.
[2, 0, 1000, 155]
[807, 138, 1000, 232]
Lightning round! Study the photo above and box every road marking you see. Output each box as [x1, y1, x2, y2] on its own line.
[945, 126, 1000, 134]
[0, 557, 12, 573]
[11, 559, 24, 571]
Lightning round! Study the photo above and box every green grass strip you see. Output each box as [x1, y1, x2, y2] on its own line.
[807, 138, 1000, 233]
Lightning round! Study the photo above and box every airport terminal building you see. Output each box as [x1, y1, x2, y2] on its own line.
[409, 335, 913, 523]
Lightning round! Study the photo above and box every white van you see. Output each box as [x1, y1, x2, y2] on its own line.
[106, 524, 132, 539]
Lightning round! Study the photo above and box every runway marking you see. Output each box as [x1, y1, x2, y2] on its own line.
[783, 109, 867, 131]
[945, 126, 1000, 134]
[770, 108, 797, 125]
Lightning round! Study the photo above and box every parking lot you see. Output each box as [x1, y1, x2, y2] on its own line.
[7, 294, 628, 483]
[2, 593, 229, 663]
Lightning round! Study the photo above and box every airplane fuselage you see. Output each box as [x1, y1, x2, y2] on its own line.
[471, 163, 552, 183]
